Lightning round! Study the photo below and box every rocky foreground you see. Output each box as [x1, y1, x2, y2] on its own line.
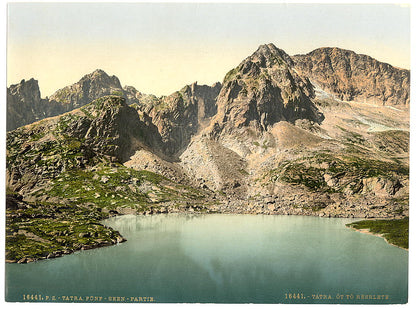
[6, 43, 409, 262]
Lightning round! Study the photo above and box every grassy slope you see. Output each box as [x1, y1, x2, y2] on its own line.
[6, 164, 209, 263]
[6, 200, 122, 262]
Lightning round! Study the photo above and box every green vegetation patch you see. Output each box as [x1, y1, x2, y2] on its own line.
[371, 130, 409, 154]
[33, 163, 206, 212]
[111, 90, 124, 97]
[91, 95, 125, 110]
[269, 152, 408, 193]
[346, 217, 409, 249]
[276, 162, 327, 191]
[56, 113, 82, 132]
[223, 67, 239, 84]
[337, 126, 366, 145]
[5, 199, 122, 262]
[38, 165, 154, 210]
[7, 126, 94, 181]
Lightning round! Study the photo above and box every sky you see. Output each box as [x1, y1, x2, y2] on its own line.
[7, 2, 411, 97]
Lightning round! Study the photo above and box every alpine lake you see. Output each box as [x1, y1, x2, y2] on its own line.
[5, 214, 408, 304]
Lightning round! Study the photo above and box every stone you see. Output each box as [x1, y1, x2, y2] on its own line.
[292, 47, 410, 106]
[17, 258, 27, 264]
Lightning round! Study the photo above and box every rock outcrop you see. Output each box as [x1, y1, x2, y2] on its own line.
[292, 47, 410, 106]
[145, 82, 221, 156]
[7, 79, 62, 131]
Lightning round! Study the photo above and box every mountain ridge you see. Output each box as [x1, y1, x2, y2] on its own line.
[7, 44, 409, 132]
[292, 47, 410, 106]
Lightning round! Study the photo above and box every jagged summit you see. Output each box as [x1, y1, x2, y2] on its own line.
[79, 69, 121, 85]
[6, 78, 64, 131]
[211, 43, 321, 136]
[250, 43, 294, 67]
[8, 78, 41, 102]
[292, 47, 410, 106]
[49, 69, 125, 109]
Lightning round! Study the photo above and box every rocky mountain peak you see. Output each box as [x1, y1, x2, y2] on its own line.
[80, 69, 122, 88]
[210, 44, 321, 137]
[49, 69, 125, 109]
[6, 72, 128, 131]
[8, 78, 41, 102]
[292, 47, 410, 106]
[250, 43, 294, 68]
[91, 68, 107, 75]
[7, 78, 49, 131]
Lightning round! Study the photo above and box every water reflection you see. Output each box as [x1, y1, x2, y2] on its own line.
[6, 214, 408, 303]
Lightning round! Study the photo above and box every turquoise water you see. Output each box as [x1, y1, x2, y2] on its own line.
[5, 214, 408, 303]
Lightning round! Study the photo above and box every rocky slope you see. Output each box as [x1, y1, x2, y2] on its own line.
[6, 95, 164, 195]
[292, 47, 410, 106]
[181, 43, 324, 196]
[180, 44, 409, 215]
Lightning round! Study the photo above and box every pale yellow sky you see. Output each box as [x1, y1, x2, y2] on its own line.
[7, 3, 410, 97]
[8, 41, 251, 97]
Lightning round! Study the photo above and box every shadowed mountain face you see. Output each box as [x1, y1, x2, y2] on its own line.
[7, 79, 42, 131]
[7, 79, 63, 131]
[208, 44, 323, 137]
[292, 47, 410, 106]
[121, 81, 222, 157]
[144, 82, 222, 157]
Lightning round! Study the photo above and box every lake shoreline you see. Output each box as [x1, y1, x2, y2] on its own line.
[7, 203, 407, 264]
[346, 226, 408, 251]
[345, 217, 409, 250]
[5, 232, 127, 264]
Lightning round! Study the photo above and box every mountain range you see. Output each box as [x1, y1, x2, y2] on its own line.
[6, 43, 410, 262]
